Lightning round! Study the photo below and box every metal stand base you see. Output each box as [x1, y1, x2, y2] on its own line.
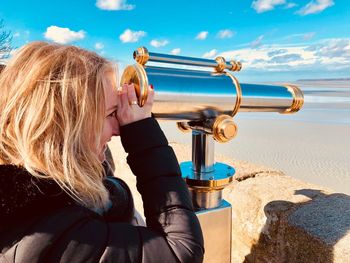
[180, 131, 233, 263]
[196, 200, 232, 263]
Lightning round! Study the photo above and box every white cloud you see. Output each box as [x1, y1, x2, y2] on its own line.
[217, 29, 234, 39]
[96, 0, 134, 10]
[13, 30, 30, 39]
[285, 2, 297, 8]
[252, 0, 286, 13]
[202, 49, 218, 58]
[171, 48, 181, 55]
[95, 42, 104, 50]
[251, 35, 264, 48]
[119, 29, 146, 43]
[150, 39, 169, 48]
[267, 49, 288, 57]
[303, 32, 316, 41]
[218, 38, 350, 72]
[220, 46, 316, 71]
[270, 53, 303, 63]
[44, 26, 85, 44]
[309, 39, 350, 58]
[284, 32, 316, 41]
[297, 0, 334, 15]
[196, 31, 208, 40]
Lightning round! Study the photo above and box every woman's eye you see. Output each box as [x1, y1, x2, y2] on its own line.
[107, 109, 117, 118]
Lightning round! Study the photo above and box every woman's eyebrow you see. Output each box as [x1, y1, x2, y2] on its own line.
[106, 105, 118, 114]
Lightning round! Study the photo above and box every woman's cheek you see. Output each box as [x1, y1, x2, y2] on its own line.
[113, 118, 120, 136]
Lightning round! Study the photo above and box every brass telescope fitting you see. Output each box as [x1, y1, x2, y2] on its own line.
[177, 115, 238, 143]
[212, 115, 238, 143]
[284, 84, 304, 114]
[133, 47, 149, 65]
[215, 56, 242, 72]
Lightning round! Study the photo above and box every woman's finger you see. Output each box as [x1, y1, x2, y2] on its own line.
[145, 85, 154, 106]
[116, 90, 122, 110]
[143, 84, 154, 108]
[116, 85, 124, 107]
[119, 84, 129, 108]
[127, 84, 138, 106]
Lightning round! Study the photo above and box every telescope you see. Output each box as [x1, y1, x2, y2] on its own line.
[121, 47, 304, 263]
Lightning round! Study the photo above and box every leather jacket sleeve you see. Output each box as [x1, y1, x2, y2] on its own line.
[113, 117, 204, 262]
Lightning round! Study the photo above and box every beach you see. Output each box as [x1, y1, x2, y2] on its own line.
[158, 81, 350, 195]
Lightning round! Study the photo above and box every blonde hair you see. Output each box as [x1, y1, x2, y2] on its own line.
[0, 41, 115, 210]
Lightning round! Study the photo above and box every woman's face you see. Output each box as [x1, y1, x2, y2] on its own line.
[98, 71, 120, 162]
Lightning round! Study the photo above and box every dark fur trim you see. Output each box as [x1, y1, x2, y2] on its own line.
[0, 165, 74, 220]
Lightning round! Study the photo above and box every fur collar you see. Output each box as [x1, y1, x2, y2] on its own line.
[0, 165, 74, 220]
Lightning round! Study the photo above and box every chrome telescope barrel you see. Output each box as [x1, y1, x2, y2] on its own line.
[240, 83, 303, 113]
[121, 46, 303, 141]
[133, 46, 242, 72]
[121, 63, 304, 121]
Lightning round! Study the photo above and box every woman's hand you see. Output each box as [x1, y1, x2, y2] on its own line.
[116, 83, 154, 126]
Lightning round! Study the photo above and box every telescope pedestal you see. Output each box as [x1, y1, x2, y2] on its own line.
[196, 201, 232, 263]
[180, 131, 234, 263]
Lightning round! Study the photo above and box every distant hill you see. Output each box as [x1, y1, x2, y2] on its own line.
[297, 78, 350, 82]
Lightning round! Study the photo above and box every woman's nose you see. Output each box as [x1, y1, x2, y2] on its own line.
[112, 118, 120, 136]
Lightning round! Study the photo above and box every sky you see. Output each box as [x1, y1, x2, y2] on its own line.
[1, 0, 349, 82]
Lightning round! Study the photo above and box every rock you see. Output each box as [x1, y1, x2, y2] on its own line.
[227, 175, 350, 263]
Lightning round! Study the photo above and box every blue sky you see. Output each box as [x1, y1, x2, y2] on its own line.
[1, 0, 349, 81]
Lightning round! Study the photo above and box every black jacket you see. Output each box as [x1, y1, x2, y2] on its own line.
[0, 118, 204, 263]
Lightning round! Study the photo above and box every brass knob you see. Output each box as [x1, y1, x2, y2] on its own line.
[213, 115, 237, 143]
[230, 60, 242, 71]
[177, 122, 191, 133]
[133, 47, 149, 65]
[215, 56, 226, 73]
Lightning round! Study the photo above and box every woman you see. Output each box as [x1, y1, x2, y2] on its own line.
[0, 42, 204, 262]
